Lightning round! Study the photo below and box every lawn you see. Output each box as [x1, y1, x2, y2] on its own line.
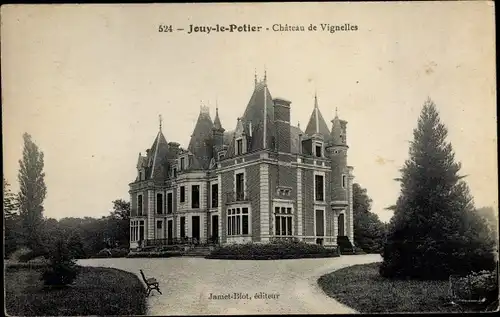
[5, 265, 148, 316]
[317, 262, 471, 313]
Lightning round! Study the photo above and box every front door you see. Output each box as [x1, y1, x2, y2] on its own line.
[167, 220, 173, 244]
[192, 216, 200, 243]
[211, 215, 219, 243]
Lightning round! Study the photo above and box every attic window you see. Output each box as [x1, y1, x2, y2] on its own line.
[180, 157, 186, 170]
[236, 138, 243, 155]
[218, 151, 226, 161]
[315, 143, 323, 158]
[172, 167, 177, 178]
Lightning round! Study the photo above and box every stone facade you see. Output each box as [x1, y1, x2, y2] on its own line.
[128, 75, 355, 249]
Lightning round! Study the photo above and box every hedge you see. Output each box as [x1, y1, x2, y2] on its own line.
[207, 240, 340, 260]
[126, 251, 183, 258]
[93, 248, 129, 258]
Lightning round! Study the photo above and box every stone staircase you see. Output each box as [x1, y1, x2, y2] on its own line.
[182, 245, 212, 257]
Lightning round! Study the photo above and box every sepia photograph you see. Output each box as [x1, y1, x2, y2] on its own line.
[2, 2, 498, 315]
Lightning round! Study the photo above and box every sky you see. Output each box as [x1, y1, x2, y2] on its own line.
[2, 2, 497, 223]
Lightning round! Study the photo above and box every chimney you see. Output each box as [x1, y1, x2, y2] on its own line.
[273, 98, 291, 153]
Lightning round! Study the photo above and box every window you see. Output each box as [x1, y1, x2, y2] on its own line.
[180, 157, 185, 170]
[139, 171, 143, 180]
[156, 193, 163, 214]
[275, 207, 293, 236]
[342, 175, 347, 188]
[156, 220, 162, 229]
[130, 220, 145, 242]
[180, 186, 185, 203]
[211, 183, 219, 208]
[236, 138, 243, 155]
[227, 207, 249, 236]
[180, 217, 186, 238]
[137, 194, 143, 216]
[172, 167, 177, 178]
[315, 175, 324, 201]
[167, 192, 173, 214]
[218, 151, 225, 161]
[192, 185, 200, 208]
[236, 172, 244, 201]
[315, 144, 322, 157]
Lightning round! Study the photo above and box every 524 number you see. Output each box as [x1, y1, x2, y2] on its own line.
[158, 25, 173, 32]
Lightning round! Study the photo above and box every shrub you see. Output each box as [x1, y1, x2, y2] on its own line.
[94, 248, 130, 258]
[110, 248, 129, 258]
[41, 238, 79, 287]
[207, 241, 340, 260]
[9, 247, 33, 262]
[453, 270, 499, 302]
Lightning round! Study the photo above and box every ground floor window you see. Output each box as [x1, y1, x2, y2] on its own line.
[130, 220, 145, 242]
[227, 207, 249, 236]
[274, 206, 293, 236]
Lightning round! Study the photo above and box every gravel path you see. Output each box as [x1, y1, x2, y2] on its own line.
[79, 254, 381, 315]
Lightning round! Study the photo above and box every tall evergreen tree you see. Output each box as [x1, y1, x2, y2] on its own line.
[18, 133, 47, 250]
[380, 98, 495, 280]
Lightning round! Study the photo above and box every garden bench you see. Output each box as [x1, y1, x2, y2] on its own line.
[140, 269, 162, 296]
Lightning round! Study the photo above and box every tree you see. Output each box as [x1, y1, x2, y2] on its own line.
[18, 133, 47, 250]
[105, 199, 130, 248]
[352, 183, 386, 253]
[4, 178, 21, 257]
[380, 98, 495, 280]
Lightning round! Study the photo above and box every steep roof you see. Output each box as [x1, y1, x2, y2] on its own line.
[148, 130, 169, 179]
[187, 106, 214, 170]
[290, 125, 304, 154]
[227, 80, 275, 156]
[213, 107, 224, 132]
[304, 94, 330, 140]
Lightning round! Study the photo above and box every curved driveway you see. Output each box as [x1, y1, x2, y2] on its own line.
[79, 254, 381, 315]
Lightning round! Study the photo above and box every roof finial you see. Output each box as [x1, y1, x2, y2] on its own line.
[254, 69, 257, 86]
[314, 91, 318, 108]
[335, 107, 338, 117]
[297, 121, 301, 129]
[159, 114, 163, 131]
[264, 66, 267, 84]
[216, 96, 219, 111]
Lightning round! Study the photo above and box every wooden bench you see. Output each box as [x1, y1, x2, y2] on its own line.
[140, 269, 162, 296]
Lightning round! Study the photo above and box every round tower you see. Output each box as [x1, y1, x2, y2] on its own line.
[326, 110, 349, 209]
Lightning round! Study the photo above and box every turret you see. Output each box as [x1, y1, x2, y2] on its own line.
[326, 109, 349, 208]
[213, 106, 225, 149]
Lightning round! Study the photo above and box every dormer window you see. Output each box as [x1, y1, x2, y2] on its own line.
[315, 142, 323, 158]
[139, 171, 143, 181]
[172, 167, 177, 178]
[218, 151, 226, 161]
[180, 157, 186, 170]
[236, 138, 243, 155]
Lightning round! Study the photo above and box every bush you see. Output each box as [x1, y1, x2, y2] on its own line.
[94, 248, 130, 258]
[41, 238, 79, 287]
[96, 248, 112, 258]
[207, 241, 340, 260]
[453, 270, 499, 302]
[9, 247, 33, 262]
[110, 248, 129, 258]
